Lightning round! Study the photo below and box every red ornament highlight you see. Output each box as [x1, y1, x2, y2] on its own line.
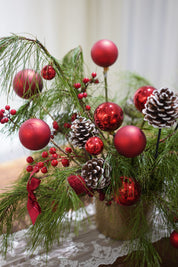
[19, 118, 51, 150]
[94, 102, 123, 131]
[67, 175, 88, 195]
[41, 65, 56, 80]
[114, 176, 141, 206]
[91, 39, 118, 67]
[85, 136, 104, 155]
[134, 86, 156, 112]
[114, 125, 146, 158]
[170, 230, 178, 249]
[13, 69, 43, 99]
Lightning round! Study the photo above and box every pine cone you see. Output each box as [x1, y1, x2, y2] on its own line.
[69, 116, 98, 148]
[81, 158, 111, 189]
[142, 88, 178, 128]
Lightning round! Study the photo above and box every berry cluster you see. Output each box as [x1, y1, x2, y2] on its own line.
[26, 146, 74, 174]
[0, 105, 16, 124]
[73, 72, 99, 111]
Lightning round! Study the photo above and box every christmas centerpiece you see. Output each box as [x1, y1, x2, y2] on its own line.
[0, 35, 177, 266]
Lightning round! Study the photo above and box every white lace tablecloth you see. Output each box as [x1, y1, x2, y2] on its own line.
[0, 204, 168, 267]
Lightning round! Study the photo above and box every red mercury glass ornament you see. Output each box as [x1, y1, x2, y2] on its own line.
[94, 102, 123, 131]
[91, 39, 118, 67]
[133, 86, 156, 112]
[19, 118, 51, 150]
[114, 125, 146, 158]
[85, 136, 104, 155]
[13, 69, 43, 99]
[114, 176, 141, 206]
[170, 230, 178, 249]
[41, 65, 56, 80]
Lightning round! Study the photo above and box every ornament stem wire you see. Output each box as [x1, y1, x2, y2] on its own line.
[155, 128, 161, 159]
[103, 67, 108, 102]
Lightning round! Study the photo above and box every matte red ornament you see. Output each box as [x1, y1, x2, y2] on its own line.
[134, 86, 156, 112]
[67, 175, 88, 195]
[114, 125, 146, 158]
[91, 39, 118, 67]
[41, 65, 56, 80]
[19, 118, 51, 150]
[94, 102, 123, 131]
[13, 69, 43, 99]
[114, 176, 141, 206]
[170, 230, 178, 249]
[85, 136, 104, 155]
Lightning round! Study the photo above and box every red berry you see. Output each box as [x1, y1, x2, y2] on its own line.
[1, 118, 5, 124]
[49, 147, 56, 154]
[26, 165, 33, 172]
[73, 83, 81, 89]
[94, 79, 99, 84]
[78, 93, 83, 99]
[53, 121, 59, 130]
[52, 153, 58, 159]
[42, 151, 48, 158]
[37, 161, 44, 168]
[1, 109, 5, 113]
[10, 109, 16, 115]
[85, 105, 91, 111]
[41, 166, 48, 173]
[82, 77, 90, 84]
[3, 117, 8, 123]
[61, 158, 70, 167]
[91, 72, 97, 78]
[5, 105, 10, 110]
[64, 123, 71, 128]
[26, 156, 34, 163]
[51, 159, 58, 166]
[33, 166, 39, 173]
[83, 92, 87, 98]
[65, 147, 72, 153]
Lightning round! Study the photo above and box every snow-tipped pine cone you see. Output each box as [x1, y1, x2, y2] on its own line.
[81, 158, 111, 189]
[142, 87, 178, 128]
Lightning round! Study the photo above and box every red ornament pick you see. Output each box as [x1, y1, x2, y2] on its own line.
[19, 118, 51, 150]
[91, 39, 118, 67]
[13, 69, 43, 99]
[170, 230, 178, 249]
[85, 136, 104, 155]
[94, 102, 123, 131]
[114, 125, 146, 158]
[134, 86, 156, 112]
[114, 176, 141, 206]
[41, 65, 56, 80]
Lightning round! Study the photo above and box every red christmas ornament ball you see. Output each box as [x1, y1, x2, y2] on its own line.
[19, 118, 51, 150]
[67, 175, 88, 195]
[134, 86, 156, 112]
[91, 39, 118, 67]
[13, 69, 43, 99]
[170, 230, 178, 249]
[114, 125, 146, 158]
[94, 102, 123, 131]
[85, 136, 104, 155]
[41, 65, 56, 80]
[114, 176, 141, 206]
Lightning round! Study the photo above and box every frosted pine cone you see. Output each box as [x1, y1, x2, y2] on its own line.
[142, 88, 178, 128]
[81, 158, 111, 189]
[69, 116, 98, 148]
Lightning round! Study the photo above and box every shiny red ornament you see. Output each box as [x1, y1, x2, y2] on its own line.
[41, 65, 56, 80]
[114, 176, 141, 206]
[85, 136, 104, 155]
[170, 230, 178, 249]
[67, 175, 88, 195]
[134, 86, 156, 112]
[114, 125, 146, 158]
[19, 118, 51, 150]
[94, 102, 123, 131]
[13, 69, 43, 99]
[91, 39, 118, 67]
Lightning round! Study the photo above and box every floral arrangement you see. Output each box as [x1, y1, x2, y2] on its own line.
[0, 35, 177, 266]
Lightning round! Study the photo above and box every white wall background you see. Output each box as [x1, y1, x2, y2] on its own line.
[0, 0, 178, 162]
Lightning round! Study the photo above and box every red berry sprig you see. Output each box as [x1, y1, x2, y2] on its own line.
[0, 105, 16, 124]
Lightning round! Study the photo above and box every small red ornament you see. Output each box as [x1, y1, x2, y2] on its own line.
[91, 39, 118, 67]
[61, 158, 70, 167]
[134, 86, 156, 112]
[114, 125, 146, 158]
[41, 65, 56, 80]
[13, 69, 43, 99]
[170, 230, 178, 249]
[19, 118, 51, 150]
[67, 175, 88, 195]
[94, 102, 123, 131]
[85, 136, 104, 155]
[114, 176, 141, 206]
